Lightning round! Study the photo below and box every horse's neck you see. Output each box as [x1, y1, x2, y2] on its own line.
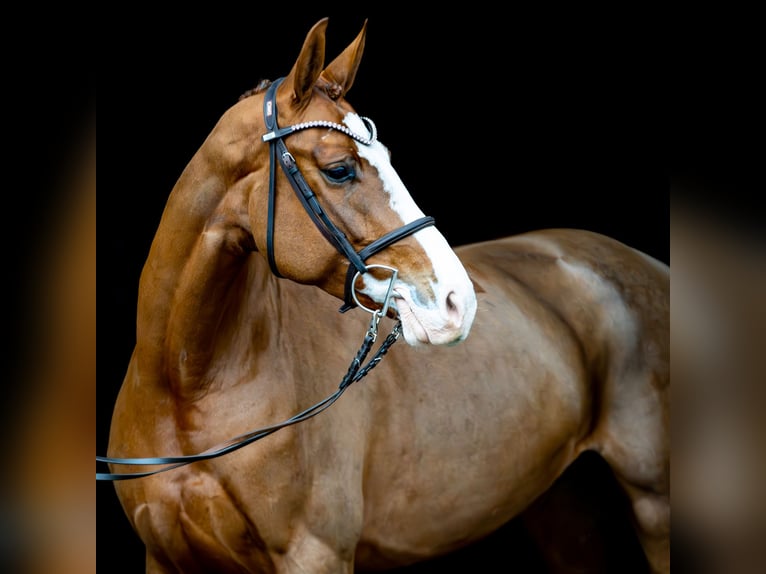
[134, 153, 264, 394]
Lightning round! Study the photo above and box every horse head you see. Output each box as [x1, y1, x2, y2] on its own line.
[223, 18, 477, 346]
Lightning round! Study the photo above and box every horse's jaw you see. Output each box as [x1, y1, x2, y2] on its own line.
[393, 287, 477, 347]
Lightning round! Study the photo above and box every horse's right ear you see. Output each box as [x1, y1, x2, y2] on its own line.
[320, 19, 367, 98]
[284, 18, 328, 109]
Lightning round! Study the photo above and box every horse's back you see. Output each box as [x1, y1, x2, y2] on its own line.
[458, 228, 668, 366]
[458, 228, 668, 293]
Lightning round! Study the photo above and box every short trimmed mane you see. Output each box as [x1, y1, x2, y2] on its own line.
[238, 79, 273, 101]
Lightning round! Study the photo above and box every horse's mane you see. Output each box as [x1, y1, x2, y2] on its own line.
[238, 79, 272, 101]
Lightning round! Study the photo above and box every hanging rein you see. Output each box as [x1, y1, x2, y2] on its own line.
[96, 79, 435, 481]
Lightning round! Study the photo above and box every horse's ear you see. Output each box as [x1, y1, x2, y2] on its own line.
[321, 19, 367, 97]
[284, 18, 328, 108]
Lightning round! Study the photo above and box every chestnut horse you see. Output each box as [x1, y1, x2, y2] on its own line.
[99, 18, 669, 574]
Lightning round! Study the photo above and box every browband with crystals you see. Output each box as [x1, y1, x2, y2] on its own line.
[263, 117, 377, 146]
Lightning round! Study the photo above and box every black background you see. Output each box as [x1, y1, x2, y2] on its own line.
[98, 10, 665, 573]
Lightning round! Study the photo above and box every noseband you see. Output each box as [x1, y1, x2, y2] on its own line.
[261, 77, 435, 313]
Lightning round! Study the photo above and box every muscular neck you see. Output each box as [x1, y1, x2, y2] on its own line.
[134, 156, 259, 394]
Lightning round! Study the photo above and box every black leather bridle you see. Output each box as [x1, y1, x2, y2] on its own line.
[261, 77, 435, 313]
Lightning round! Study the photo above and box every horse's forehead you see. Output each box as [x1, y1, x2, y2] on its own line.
[306, 91, 353, 121]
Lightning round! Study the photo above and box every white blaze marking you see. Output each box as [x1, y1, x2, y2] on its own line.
[342, 113, 471, 306]
[344, 112, 446, 256]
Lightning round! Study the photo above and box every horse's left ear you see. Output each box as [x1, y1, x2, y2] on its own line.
[285, 18, 328, 108]
[320, 19, 367, 98]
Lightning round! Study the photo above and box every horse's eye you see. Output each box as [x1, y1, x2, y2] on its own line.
[322, 164, 355, 183]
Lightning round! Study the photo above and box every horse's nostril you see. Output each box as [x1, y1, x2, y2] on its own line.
[446, 291, 458, 313]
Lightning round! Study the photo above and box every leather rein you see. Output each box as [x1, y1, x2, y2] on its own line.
[97, 79, 434, 481]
